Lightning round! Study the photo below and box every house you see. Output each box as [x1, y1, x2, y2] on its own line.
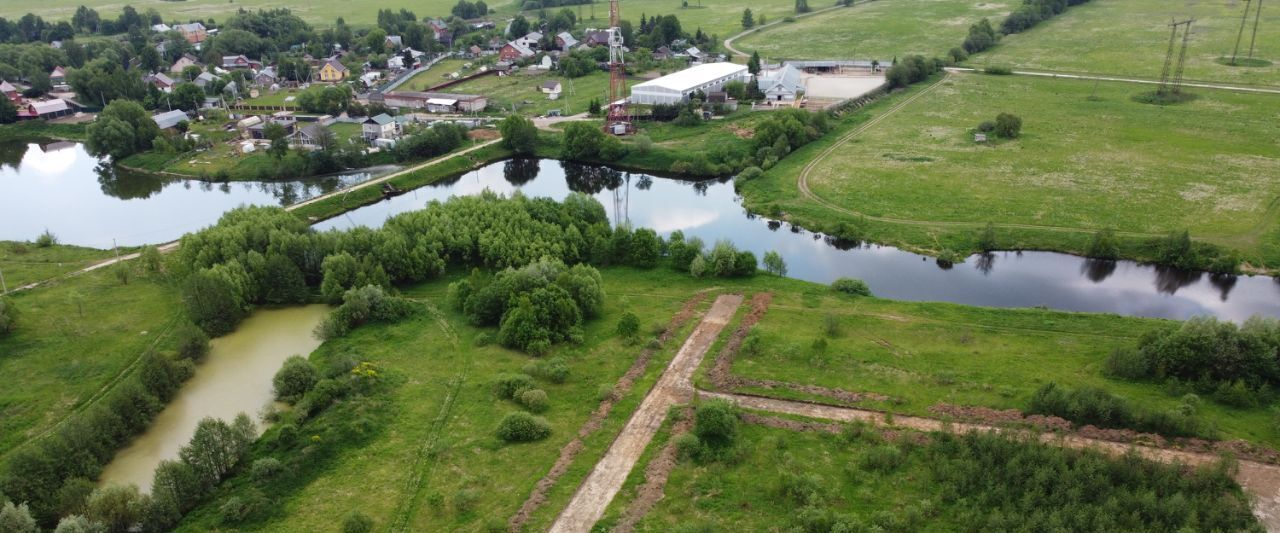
[221, 55, 261, 70]
[170, 54, 202, 74]
[584, 31, 610, 47]
[428, 19, 453, 47]
[359, 71, 382, 88]
[151, 109, 190, 130]
[144, 72, 176, 92]
[499, 41, 535, 62]
[684, 46, 706, 63]
[25, 99, 72, 119]
[49, 67, 67, 86]
[193, 71, 218, 89]
[387, 55, 406, 71]
[515, 31, 543, 50]
[630, 62, 750, 105]
[295, 124, 329, 148]
[176, 23, 207, 44]
[318, 59, 348, 82]
[1, 80, 19, 103]
[756, 63, 802, 102]
[369, 91, 487, 113]
[248, 117, 297, 139]
[555, 32, 579, 51]
[152, 23, 172, 33]
[362, 113, 398, 141]
[652, 46, 674, 61]
[254, 66, 278, 87]
[540, 79, 562, 100]
[471, 21, 496, 30]
[385, 35, 403, 50]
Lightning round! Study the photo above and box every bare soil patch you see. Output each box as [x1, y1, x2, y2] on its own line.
[613, 406, 695, 533]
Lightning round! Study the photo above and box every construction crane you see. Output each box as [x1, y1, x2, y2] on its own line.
[605, 0, 633, 135]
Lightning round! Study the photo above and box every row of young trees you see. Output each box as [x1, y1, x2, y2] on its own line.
[1106, 316, 1280, 399]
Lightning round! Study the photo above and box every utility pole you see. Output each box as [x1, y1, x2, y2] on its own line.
[1, 267, 7, 294]
[1158, 19, 1194, 95]
[1232, 0, 1253, 65]
[1249, 0, 1264, 59]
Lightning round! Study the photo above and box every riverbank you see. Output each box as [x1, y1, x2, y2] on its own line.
[0, 121, 88, 143]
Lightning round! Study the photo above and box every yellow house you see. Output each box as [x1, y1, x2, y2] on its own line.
[318, 59, 349, 82]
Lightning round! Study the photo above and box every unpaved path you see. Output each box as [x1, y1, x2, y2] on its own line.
[548, 294, 743, 533]
[702, 391, 1280, 530]
[944, 66, 1280, 95]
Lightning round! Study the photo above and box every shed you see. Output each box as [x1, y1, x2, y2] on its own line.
[152, 109, 190, 130]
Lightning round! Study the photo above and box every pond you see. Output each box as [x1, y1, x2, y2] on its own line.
[0, 140, 388, 248]
[316, 158, 1280, 322]
[98, 305, 330, 492]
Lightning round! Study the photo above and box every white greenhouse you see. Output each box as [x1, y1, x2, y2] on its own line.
[629, 63, 750, 105]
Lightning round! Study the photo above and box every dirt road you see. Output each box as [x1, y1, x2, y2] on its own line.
[547, 294, 743, 533]
[702, 391, 1280, 530]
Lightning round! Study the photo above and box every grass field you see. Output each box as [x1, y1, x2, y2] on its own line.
[707, 279, 1280, 447]
[0, 0, 465, 27]
[976, 0, 1280, 86]
[734, 0, 1008, 60]
[0, 241, 114, 289]
[0, 262, 182, 456]
[397, 59, 478, 92]
[743, 72, 1280, 269]
[448, 70, 617, 117]
[616, 0, 799, 42]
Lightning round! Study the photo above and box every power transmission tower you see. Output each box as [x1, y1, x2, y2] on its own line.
[1231, 0, 1254, 65]
[1158, 19, 1194, 95]
[1249, 0, 1264, 59]
[604, 0, 633, 135]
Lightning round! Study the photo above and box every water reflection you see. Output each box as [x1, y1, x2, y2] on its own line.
[0, 141, 389, 247]
[315, 159, 1280, 321]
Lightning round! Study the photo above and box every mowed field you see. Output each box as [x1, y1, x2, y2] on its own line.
[734, 0, 1009, 60]
[977, 0, 1280, 86]
[446, 70, 617, 116]
[0, 0, 463, 26]
[803, 72, 1280, 257]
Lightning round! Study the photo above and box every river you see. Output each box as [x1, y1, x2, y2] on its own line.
[97, 305, 329, 492]
[316, 158, 1280, 322]
[0, 140, 389, 248]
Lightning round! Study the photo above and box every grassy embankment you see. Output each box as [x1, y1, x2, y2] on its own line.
[975, 0, 1280, 87]
[739, 72, 1280, 273]
[0, 253, 182, 456]
[0, 241, 116, 289]
[0, 121, 87, 143]
[734, 0, 1004, 60]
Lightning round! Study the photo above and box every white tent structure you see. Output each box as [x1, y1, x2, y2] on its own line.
[629, 63, 749, 105]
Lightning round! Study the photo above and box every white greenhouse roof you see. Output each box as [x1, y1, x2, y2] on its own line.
[632, 63, 747, 93]
[426, 98, 458, 106]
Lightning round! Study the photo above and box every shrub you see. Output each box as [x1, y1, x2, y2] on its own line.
[1026, 382, 1209, 438]
[35, 229, 58, 247]
[0, 501, 37, 533]
[1212, 380, 1256, 408]
[174, 322, 210, 361]
[830, 278, 872, 296]
[994, 113, 1022, 139]
[493, 373, 536, 400]
[518, 388, 550, 413]
[735, 166, 763, 185]
[674, 433, 703, 461]
[496, 411, 552, 442]
[250, 458, 283, 482]
[1086, 228, 1120, 260]
[273, 355, 319, 403]
[1103, 348, 1150, 380]
[694, 400, 739, 448]
[860, 445, 903, 473]
[0, 297, 15, 336]
[776, 471, 823, 505]
[821, 314, 841, 337]
[616, 311, 640, 339]
[984, 66, 1013, 75]
[342, 511, 375, 533]
[523, 357, 569, 384]
[977, 223, 997, 252]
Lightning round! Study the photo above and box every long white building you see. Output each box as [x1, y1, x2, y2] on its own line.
[629, 63, 750, 105]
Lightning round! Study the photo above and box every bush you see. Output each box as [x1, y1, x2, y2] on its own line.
[0, 297, 15, 336]
[860, 445, 903, 473]
[250, 458, 283, 482]
[496, 411, 552, 442]
[694, 400, 739, 448]
[1086, 228, 1120, 260]
[523, 357, 570, 384]
[273, 355, 319, 403]
[1026, 382, 1209, 438]
[35, 229, 58, 247]
[0, 501, 37, 533]
[493, 373, 536, 400]
[674, 433, 703, 461]
[821, 314, 841, 337]
[994, 113, 1022, 139]
[342, 511, 375, 533]
[984, 66, 1013, 75]
[830, 278, 872, 296]
[616, 311, 640, 339]
[518, 388, 550, 413]
[174, 322, 210, 361]
[1103, 348, 1150, 380]
[1213, 380, 1257, 408]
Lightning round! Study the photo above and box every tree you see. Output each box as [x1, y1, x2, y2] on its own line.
[795, 0, 811, 13]
[741, 8, 754, 29]
[261, 254, 308, 304]
[0, 501, 38, 533]
[0, 297, 15, 336]
[508, 15, 530, 39]
[273, 355, 318, 403]
[86, 485, 144, 533]
[994, 112, 1022, 139]
[170, 83, 205, 112]
[87, 100, 160, 159]
[182, 268, 247, 336]
[342, 512, 374, 533]
[747, 50, 762, 75]
[54, 515, 102, 533]
[615, 311, 640, 339]
[268, 137, 290, 160]
[498, 114, 537, 154]
[561, 121, 605, 161]
[762, 250, 787, 276]
[0, 96, 17, 124]
[694, 399, 739, 447]
[587, 97, 601, 116]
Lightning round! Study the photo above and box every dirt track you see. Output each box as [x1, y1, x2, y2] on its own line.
[547, 294, 743, 533]
[702, 391, 1280, 531]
